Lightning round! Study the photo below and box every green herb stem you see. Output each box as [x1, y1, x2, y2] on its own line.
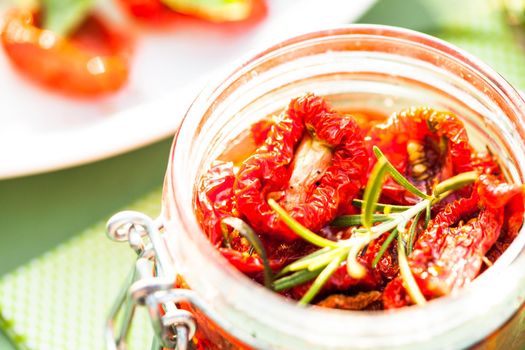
[299, 253, 345, 305]
[397, 235, 427, 306]
[346, 236, 369, 278]
[373, 146, 433, 201]
[331, 213, 394, 227]
[42, 0, 94, 36]
[273, 269, 322, 291]
[277, 247, 331, 277]
[286, 247, 345, 272]
[362, 157, 389, 230]
[433, 171, 478, 196]
[268, 199, 339, 248]
[372, 229, 398, 268]
[221, 217, 273, 289]
[370, 200, 430, 239]
[424, 201, 431, 229]
[307, 247, 349, 271]
[407, 211, 422, 254]
[352, 199, 411, 213]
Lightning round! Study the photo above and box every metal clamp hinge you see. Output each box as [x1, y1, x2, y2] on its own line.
[105, 211, 196, 350]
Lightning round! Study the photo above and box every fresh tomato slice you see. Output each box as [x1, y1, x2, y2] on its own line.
[1, 9, 131, 97]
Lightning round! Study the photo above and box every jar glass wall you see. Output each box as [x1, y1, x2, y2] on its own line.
[162, 25, 525, 349]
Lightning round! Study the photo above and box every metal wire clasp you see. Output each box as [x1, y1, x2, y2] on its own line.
[105, 211, 197, 350]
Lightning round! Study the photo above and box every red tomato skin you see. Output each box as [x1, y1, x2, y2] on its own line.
[1, 9, 131, 97]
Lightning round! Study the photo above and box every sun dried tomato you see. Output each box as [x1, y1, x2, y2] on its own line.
[250, 118, 273, 147]
[483, 176, 525, 263]
[195, 161, 236, 245]
[195, 93, 524, 311]
[383, 176, 524, 308]
[219, 248, 271, 273]
[1, 9, 130, 96]
[234, 93, 368, 241]
[477, 174, 524, 209]
[367, 107, 472, 204]
[317, 291, 383, 311]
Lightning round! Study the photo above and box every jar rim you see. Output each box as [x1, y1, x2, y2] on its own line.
[166, 24, 525, 348]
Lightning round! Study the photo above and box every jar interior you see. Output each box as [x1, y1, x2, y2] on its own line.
[168, 27, 525, 350]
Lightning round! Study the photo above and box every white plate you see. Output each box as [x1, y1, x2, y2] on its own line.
[0, 0, 376, 179]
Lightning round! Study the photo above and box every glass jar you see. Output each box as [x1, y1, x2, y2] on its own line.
[158, 25, 525, 349]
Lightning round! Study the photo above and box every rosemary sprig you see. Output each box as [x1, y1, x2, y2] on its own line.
[221, 217, 273, 289]
[407, 211, 422, 254]
[276, 247, 331, 277]
[362, 157, 389, 230]
[372, 146, 433, 201]
[299, 252, 346, 305]
[268, 199, 338, 248]
[287, 246, 347, 273]
[331, 213, 394, 227]
[352, 199, 411, 213]
[371, 228, 398, 268]
[397, 234, 427, 306]
[433, 171, 478, 195]
[424, 201, 432, 230]
[268, 147, 478, 305]
[273, 269, 322, 291]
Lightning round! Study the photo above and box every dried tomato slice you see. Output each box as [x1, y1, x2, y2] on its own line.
[1, 9, 130, 96]
[234, 93, 368, 241]
[383, 176, 524, 309]
[367, 107, 472, 204]
[195, 161, 236, 245]
[317, 291, 383, 311]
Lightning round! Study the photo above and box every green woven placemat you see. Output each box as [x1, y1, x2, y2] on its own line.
[360, 0, 525, 91]
[0, 189, 162, 350]
[1, 1, 525, 349]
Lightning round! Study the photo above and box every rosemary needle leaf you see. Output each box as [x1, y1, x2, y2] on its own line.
[277, 247, 331, 277]
[433, 171, 478, 196]
[424, 201, 431, 230]
[273, 269, 322, 291]
[331, 214, 393, 227]
[352, 199, 411, 213]
[397, 235, 427, 306]
[287, 248, 342, 272]
[299, 253, 345, 305]
[221, 217, 273, 289]
[346, 241, 368, 279]
[373, 146, 433, 201]
[362, 157, 389, 230]
[372, 229, 398, 268]
[268, 199, 338, 248]
[307, 247, 349, 272]
[407, 211, 422, 255]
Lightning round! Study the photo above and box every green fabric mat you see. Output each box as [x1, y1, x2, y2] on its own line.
[360, 0, 525, 91]
[1, 0, 525, 349]
[0, 190, 161, 350]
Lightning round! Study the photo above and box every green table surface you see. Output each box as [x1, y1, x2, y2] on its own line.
[0, 139, 172, 348]
[1, 0, 525, 348]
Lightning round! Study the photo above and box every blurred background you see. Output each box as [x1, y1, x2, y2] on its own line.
[0, 0, 524, 348]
